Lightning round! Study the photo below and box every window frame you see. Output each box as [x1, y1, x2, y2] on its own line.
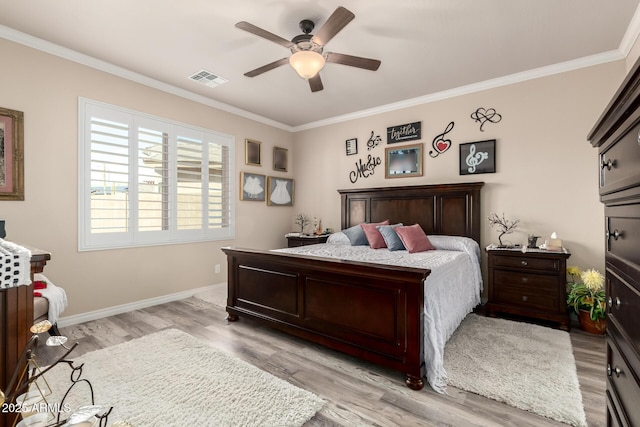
[78, 97, 235, 251]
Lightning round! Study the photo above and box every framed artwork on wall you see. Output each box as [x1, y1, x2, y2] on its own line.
[345, 138, 357, 156]
[385, 143, 423, 178]
[273, 146, 288, 172]
[245, 139, 261, 166]
[240, 172, 266, 201]
[459, 139, 496, 175]
[267, 176, 294, 206]
[0, 107, 24, 201]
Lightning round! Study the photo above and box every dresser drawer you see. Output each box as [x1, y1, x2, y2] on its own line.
[606, 205, 640, 280]
[491, 254, 560, 272]
[600, 119, 640, 196]
[607, 340, 640, 427]
[493, 286, 558, 312]
[493, 269, 559, 293]
[608, 271, 640, 369]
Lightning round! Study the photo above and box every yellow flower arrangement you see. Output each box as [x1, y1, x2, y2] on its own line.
[566, 266, 606, 321]
[582, 268, 605, 292]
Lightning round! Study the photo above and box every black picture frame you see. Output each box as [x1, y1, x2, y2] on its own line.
[459, 139, 496, 175]
[345, 138, 358, 156]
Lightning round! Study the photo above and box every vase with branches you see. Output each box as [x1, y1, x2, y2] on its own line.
[488, 212, 520, 247]
[294, 214, 309, 234]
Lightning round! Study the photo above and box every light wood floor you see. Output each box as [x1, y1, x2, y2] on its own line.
[37, 285, 606, 426]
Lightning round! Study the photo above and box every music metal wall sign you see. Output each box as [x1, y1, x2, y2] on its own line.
[386, 122, 421, 144]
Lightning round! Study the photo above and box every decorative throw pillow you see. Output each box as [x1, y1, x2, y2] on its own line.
[376, 224, 405, 251]
[395, 224, 436, 253]
[342, 224, 369, 246]
[360, 220, 391, 249]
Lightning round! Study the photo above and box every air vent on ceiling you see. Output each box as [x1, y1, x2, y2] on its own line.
[188, 69, 228, 88]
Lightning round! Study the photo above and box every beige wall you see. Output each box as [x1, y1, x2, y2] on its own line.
[1, 35, 629, 317]
[292, 61, 626, 283]
[0, 38, 294, 316]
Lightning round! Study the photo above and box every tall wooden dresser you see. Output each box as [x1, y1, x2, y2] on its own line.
[588, 58, 640, 427]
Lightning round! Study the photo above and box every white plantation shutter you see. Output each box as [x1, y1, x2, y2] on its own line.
[79, 98, 235, 250]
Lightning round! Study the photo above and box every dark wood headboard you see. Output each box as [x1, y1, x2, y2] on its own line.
[338, 182, 484, 244]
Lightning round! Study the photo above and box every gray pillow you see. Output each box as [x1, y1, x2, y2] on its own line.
[377, 224, 405, 251]
[342, 224, 368, 246]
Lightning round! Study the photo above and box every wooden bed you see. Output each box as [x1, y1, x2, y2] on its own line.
[222, 182, 483, 390]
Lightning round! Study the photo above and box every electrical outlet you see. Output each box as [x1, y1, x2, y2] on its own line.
[215, 264, 220, 273]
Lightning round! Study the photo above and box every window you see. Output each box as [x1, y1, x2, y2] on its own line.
[78, 98, 234, 250]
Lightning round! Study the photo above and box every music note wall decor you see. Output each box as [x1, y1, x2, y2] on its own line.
[429, 121, 454, 158]
[459, 140, 496, 175]
[471, 107, 502, 132]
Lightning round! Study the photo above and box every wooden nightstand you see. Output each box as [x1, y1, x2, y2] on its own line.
[485, 247, 571, 330]
[286, 234, 329, 248]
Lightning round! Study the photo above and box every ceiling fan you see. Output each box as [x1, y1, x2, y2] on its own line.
[235, 6, 381, 92]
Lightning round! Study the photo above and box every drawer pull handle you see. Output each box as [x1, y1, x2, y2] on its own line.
[521, 261, 528, 266]
[607, 364, 621, 377]
[605, 229, 621, 241]
[608, 297, 612, 308]
[600, 158, 615, 171]
[522, 296, 528, 302]
[615, 297, 621, 308]
[521, 277, 528, 283]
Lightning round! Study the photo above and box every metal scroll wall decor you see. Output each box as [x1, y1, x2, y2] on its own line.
[429, 121, 455, 158]
[471, 107, 502, 131]
[349, 154, 381, 183]
[367, 130, 383, 150]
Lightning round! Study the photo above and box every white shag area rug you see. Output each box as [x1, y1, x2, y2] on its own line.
[44, 329, 324, 426]
[444, 314, 586, 427]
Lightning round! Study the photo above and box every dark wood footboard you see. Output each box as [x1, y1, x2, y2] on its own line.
[222, 247, 430, 389]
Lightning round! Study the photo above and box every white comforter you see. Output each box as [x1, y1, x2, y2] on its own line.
[274, 234, 482, 393]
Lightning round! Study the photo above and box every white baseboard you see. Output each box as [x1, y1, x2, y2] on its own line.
[57, 282, 226, 328]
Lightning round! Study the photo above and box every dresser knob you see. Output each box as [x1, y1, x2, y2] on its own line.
[607, 364, 612, 376]
[521, 277, 528, 283]
[608, 297, 613, 308]
[615, 297, 621, 308]
[522, 295, 528, 302]
[606, 229, 622, 240]
[600, 158, 615, 171]
[521, 260, 528, 266]
[614, 366, 621, 377]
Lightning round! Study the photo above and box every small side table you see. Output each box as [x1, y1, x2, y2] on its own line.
[485, 246, 571, 330]
[287, 234, 329, 248]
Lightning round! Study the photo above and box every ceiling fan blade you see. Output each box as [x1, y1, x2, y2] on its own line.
[309, 74, 323, 92]
[235, 21, 294, 48]
[244, 58, 289, 77]
[325, 52, 381, 71]
[312, 6, 355, 46]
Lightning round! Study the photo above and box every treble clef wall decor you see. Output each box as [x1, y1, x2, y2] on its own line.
[471, 107, 502, 132]
[459, 139, 496, 175]
[367, 131, 383, 150]
[429, 121, 455, 158]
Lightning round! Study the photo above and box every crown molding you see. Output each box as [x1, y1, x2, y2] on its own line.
[292, 50, 624, 132]
[619, 2, 640, 57]
[0, 25, 294, 132]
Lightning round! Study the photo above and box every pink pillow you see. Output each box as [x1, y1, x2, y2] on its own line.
[360, 220, 390, 249]
[395, 224, 436, 253]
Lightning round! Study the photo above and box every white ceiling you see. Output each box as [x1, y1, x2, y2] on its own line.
[1, 0, 639, 130]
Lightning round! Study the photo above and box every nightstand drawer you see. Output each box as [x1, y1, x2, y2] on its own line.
[493, 270, 559, 293]
[494, 283, 558, 312]
[492, 254, 560, 272]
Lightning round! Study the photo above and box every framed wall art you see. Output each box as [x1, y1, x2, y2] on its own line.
[345, 138, 357, 156]
[273, 146, 288, 172]
[459, 139, 496, 175]
[385, 143, 423, 178]
[267, 176, 294, 206]
[245, 139, 261, 166]
[240, 172, 266, 201]
[0, 107, 24, 201]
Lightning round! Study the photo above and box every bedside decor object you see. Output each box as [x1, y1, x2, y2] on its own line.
[385, 144, 423, 178]
[239, 172, 265, 201]
[266, 177, 293, 206]
[0, 107, 25, 201]
[543, 232, 563, 251]
[273, 147, 288, 172]
[527, 234, 540, 249]
[487, 212, 520, 247]
[294, 214, 309, 234]
[486, 246, 571, 331]
[460, 139, 496, 175]
[245, 139, 261, 166]
[566, 267, 606, 334]
[345, 138, 357, 156]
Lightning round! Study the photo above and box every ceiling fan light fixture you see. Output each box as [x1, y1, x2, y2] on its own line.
[289, 50, 325, 80]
